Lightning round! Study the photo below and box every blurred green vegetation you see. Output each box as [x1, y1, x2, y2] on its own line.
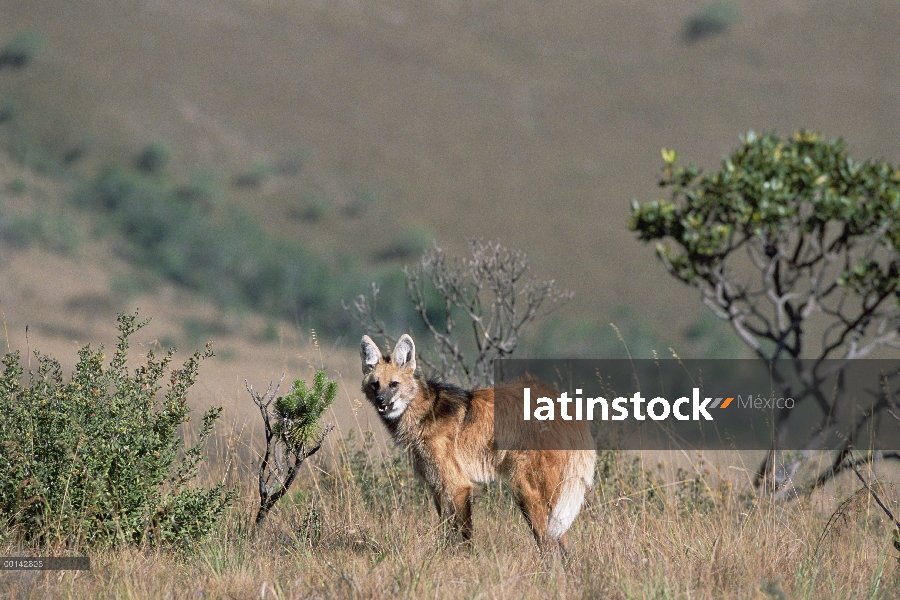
[0, 195, 84, 255]
[0, 31, 746, 359]
[233, 159, 277, 189]
[684, 1, 740, 42]
[0, 31, 45, 70]
[524, 305, 748, 360]
[61, 142, 442, 338]
[134, 142, 171, 175]
[380, 225, 434, 260]
[0, 202, 83, 255]
[0, 99, 432, 342]
[0, 127, 745, 357]
[345, 188, 379, 217]
[289, 192, 331, 222]
[71, 161, 355, 332]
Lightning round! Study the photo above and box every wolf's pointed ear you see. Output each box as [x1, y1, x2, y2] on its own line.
[360, 335, 381, 374]
[392, 334, 416, 372]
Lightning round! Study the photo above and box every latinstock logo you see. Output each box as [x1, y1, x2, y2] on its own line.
[494, 358, 893, 452]
[521, 388, 746, 422]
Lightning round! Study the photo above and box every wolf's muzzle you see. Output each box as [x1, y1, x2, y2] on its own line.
[373, 393, 394, 414]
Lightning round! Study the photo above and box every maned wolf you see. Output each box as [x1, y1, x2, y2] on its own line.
[360, 334, 596, 553]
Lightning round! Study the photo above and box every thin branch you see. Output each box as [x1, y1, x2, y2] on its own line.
[848, 459, 900, 533]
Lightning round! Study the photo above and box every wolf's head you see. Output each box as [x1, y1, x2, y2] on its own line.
[360, 334, 419, 421]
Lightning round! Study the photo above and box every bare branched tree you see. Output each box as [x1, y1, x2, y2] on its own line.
[344, 240, 573, 387]
[247, 372, 335, 525]
[632, 131, 900, 496]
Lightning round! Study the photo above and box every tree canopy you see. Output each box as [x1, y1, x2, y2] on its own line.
[631, 131, 900, 494]
[631, 130, 900, 361]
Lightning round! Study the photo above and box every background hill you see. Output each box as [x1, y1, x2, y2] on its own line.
[1, 0, 899, 411]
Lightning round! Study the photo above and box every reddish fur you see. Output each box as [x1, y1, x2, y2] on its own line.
[361, 334, 596, 553]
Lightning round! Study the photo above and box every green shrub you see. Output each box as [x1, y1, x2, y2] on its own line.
[630, 131, 900, 492]
[134, 143, 171, 175]
[233, 160, 276, 189]
[345, 188, 379, 216]
[71, 150, 423, 335]
[684, 1, 739, 42]
[6, 177, 26, 195]
[72, 166, 349, 325]
[381, 226, 433, 260]
[249, 370, 337, 524]
[292, 193, 331, 221]
[272, 372, 336, 451]
[0, 312, 235, 548]
[0, 31, 45, 70]
[0, 209, 82, 254]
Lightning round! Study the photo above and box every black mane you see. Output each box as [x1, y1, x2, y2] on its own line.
[426, 379, 475, 423]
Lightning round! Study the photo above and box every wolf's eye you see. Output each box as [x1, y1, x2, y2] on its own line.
[389, 381, 399, 389]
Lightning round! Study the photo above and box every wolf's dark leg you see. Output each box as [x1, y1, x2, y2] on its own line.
[451, 485, 474, 542]
[557, 533, 570, 555]
[411, 455, 443, 518]
[435, 484, 474, 547]
[514, 491, 551, 551]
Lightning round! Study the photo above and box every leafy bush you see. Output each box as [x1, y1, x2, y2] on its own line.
[631, 130, 900, 362]
[380, 226, 434, 260]
[72, 165, 358, 329]
[0, 312, 235, 547]
[233, 160, 276, 189]
[0, 208, 82, 254]
[272, 371, 336, 450]
[684, 1, 740, 42]
[630, 130, 900, 492]
[134, 143, 171, 175]
[248, 370, 336, 524]
[0, 31, 45, 70]
[291, 193, 331, 221]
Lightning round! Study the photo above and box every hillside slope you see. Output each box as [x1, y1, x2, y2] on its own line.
[1, 0, 899, 344]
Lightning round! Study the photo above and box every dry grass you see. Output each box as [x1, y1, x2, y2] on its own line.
[3, 3, 900, 595]
[3, 416, 899, 599]
[0, 313, 896, 598]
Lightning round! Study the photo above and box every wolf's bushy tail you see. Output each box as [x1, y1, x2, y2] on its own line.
[547, 450, 596, 540]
